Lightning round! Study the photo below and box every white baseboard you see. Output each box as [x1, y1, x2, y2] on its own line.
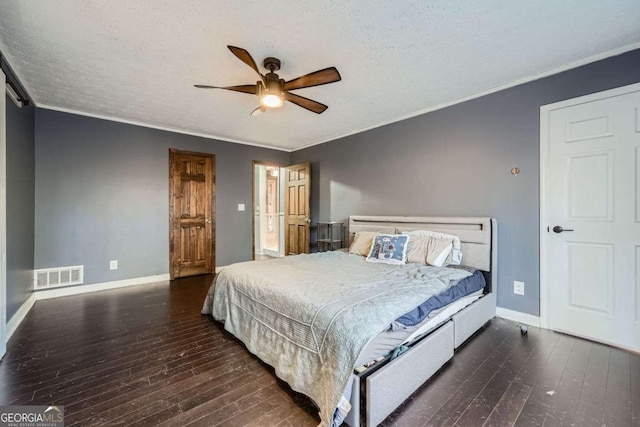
[496, 307, 541, 328]
[34, 274, 170, 300]
[5, 274, 171, 341]
[6, 293, 37, 341]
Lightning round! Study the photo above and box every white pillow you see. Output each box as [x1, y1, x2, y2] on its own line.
[425, 237, 454, 267]
[401, 229, 462, 265]
[405, 235, 455, 267]
[405, 236, 430, 264]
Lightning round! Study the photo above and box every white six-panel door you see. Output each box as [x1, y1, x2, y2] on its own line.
[542, 83, 640, 352]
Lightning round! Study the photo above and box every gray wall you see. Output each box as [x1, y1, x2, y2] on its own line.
[6, 95, 35, 320]
[35, 110, 289, 285]
[291, 49, 640, 316]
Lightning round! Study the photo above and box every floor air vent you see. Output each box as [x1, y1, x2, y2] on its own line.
[34, 265, 84, 290]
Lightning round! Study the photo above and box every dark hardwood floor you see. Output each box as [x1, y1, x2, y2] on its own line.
[1, 276, 638, 426]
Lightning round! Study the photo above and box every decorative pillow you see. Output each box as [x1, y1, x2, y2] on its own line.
[405, 235, 453, 266]
[348, 227, 396, 247]
[425, 236, 454, 267]
[406, 236, 430, 264]
[366, 234, 410, 265]
[349, 231, 380, 256]
[400, 229, 462, 265]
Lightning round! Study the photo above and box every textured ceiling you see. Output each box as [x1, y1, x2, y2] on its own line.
[1, 1, 639, 151]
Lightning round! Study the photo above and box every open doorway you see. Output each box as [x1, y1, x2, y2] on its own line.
[253, 162, 285, 260]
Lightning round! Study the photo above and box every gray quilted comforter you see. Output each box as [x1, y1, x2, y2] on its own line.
[202, 251, 471, 426]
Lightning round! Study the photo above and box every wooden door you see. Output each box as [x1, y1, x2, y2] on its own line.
[169, 149, 215, 279]
[285, 162, 311, 255]
[543, 84, 640, 351]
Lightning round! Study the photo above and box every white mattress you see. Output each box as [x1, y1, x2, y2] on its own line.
[355, 290, 484, 369]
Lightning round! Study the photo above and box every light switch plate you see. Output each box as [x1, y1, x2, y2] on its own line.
[238, 204, 245, 211]
[110, 260, 118, 270]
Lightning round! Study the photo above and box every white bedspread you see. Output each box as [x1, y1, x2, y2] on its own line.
[203, 251, 471, 426]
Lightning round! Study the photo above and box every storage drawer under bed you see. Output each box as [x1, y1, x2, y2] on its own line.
[452, 293, 495, 348]
[364, 320, 454, 426]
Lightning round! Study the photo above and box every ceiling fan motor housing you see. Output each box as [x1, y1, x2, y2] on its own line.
[259, 73, 284, 95]
[263, 57, 281, 72]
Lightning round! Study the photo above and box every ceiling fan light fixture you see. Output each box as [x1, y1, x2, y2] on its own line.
[258, 77, 284, 109]
[260, 93, 283, 108]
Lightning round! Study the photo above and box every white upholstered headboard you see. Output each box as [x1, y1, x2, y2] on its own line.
[348, 216, 497, 291]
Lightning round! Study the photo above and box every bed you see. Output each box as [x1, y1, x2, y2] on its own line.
[202, 216, 497, 426]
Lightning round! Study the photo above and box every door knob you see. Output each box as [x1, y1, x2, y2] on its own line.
[552, 226, 574, 233]
[205, 219, 211, 224]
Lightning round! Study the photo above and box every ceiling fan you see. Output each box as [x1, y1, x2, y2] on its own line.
[195, 46, 341, 116]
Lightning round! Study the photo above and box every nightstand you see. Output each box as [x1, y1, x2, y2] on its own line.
[316, 222, 345, 252]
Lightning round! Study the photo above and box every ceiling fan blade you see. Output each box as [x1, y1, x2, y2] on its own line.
[227, 46, 265, 83]
[250, 106, 266, 116]
[194, 84, 257, 95]
[284, 67, 341, 91]
[284, 92, 328, 114]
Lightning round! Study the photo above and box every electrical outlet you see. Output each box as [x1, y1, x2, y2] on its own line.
[514, 281, 525, 295]
[238, 204, 245, 212]
[110, 260, 118, 270]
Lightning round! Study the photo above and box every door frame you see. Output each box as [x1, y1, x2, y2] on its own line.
[0, 69, 7, 358]
[168, 149, 216, 279]
[251, 160, 284, 260]
[539, 81, 640, 329]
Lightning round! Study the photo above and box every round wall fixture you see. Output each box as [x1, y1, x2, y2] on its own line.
[511, 167, 520, 176]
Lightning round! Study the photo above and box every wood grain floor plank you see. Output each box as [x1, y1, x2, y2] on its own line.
[67, 358, 259, 425]
[520, 333, 576, 409]
[454, 327, 536, 425]
[424, 326, 527, 426]
[629, 352, 640, 427]
[276, 409, 320, 427]
[540, 338, 592, 426]
[2, 274, 637, 427]
[220, 392, 288, 427]
[182, 382, 282, 427]
[482, 381, 532, 427]
[513, 398, 548, 427]
[386, 321, 511, 427]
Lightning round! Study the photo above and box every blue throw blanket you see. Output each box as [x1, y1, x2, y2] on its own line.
[395, 269, 486, 326]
